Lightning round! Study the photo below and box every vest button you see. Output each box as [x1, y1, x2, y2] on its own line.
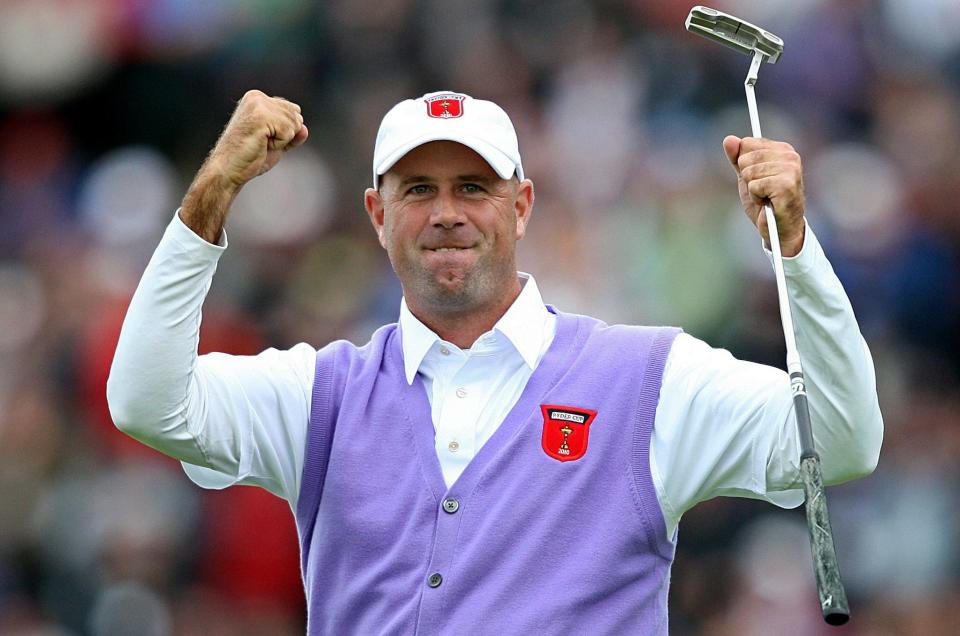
[427, 572, 443, 588]
[442, 498, 460, 514]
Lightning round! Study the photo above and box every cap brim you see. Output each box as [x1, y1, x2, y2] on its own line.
[374, 133, 518, 187]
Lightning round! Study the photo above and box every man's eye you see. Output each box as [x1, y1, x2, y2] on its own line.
[462, 183, 483, 193]
[408, 185, 431, 195]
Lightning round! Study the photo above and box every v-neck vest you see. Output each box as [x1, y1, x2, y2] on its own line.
[297, 309, 680, 635]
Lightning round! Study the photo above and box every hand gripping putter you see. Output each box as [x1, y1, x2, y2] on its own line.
[685, 6, 850, 626]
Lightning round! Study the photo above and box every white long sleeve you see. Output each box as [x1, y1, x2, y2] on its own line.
[106, 213, 316, 504]
[650, 223, 883, 536]
[107, 214, 882, 528]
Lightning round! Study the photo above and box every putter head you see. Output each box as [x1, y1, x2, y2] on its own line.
[685, 6, 784, 63]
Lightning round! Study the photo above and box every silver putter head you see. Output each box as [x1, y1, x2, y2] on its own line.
[685, 6, 784, 63]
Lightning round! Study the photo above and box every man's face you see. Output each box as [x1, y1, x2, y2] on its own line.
[364, 141, 534, 318]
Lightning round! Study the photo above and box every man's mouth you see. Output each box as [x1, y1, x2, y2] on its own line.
[430, 247, 469, 252]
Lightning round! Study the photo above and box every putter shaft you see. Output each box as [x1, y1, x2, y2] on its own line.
[743, 49, 814, 455]
[742, 48, 849, 624]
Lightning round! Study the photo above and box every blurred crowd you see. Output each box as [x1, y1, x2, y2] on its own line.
[1, 0, 959, 634]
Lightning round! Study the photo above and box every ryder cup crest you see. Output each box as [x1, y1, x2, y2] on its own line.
[425, 93, 466, 119]
[540, 404, 597, 462]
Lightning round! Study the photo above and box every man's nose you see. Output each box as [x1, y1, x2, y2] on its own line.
[429, 190, 466, 228]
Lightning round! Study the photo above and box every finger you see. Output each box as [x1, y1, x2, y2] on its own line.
[287, 123, 309, 150]
[756, 209, 769, 239]
[740, 160, 800, 183]
[259, 97, 300, 130]
[722, 135, 742, 173]
[747, 174, 801, 207]
[739, 145, 790, 173]
[747, 175, 779, 202]
[738, 136, 794, 154]
[260, 102, 304, 153]
[736, 136, 765, 154]
[281, 113, 306, 150]
[271, 113, 299, 143]
[282, 106, 303, 132]
[282, 105, 303, 126]
[267, 120, 299, 151]
[272, 97, 302, 121]
[737, 150, 800, 175]
[273, 96, 300, 111]
[264, 98, 299, 122]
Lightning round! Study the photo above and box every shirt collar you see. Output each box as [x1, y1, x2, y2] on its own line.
[398, 272, 551, 384]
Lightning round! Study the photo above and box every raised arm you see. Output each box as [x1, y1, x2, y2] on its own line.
[719, 134, 882, 483]
[106, 91, 313, 501]
[650, 137, 883, 537]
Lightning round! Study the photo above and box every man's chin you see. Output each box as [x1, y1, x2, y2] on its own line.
[416, 273, 482, 312]
[430, 274, 471, 299]
[424, 260, 473, 291]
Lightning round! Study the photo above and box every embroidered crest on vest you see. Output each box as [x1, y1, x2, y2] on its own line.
[540, 404, 597, 462]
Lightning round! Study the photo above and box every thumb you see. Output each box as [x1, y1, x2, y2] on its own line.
[722, 135, 742, 174]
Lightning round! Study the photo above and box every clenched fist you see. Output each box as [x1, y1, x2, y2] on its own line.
[180, 90, 309, 243]
[210, 90, 308, 188]
[723, 135, 805, 257]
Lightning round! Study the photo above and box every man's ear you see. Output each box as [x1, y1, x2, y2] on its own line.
[514, 179, 535, 240]
[364, 187, 387, 248]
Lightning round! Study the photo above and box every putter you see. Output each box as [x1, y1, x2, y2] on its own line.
[685, 6, 850, 626]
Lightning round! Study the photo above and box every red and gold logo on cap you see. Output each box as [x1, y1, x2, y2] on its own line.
[425, 94, 466, 119]
[540, 404, 597, 462]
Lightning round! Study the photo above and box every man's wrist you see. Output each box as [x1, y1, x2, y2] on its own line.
[780, 219, 806, 258]
[179, 163, 240, 244]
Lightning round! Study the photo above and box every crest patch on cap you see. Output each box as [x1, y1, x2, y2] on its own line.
[425, 93, 466, 119]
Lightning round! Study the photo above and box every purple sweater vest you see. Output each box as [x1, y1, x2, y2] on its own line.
[297, 309, 680, 635]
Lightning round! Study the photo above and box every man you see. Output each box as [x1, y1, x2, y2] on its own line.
[107, 90, 882, 634]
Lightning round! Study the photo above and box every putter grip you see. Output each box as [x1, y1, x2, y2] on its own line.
[800, 455, 850, 625]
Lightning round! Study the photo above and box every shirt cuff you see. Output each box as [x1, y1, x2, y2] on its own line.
[170, 208, 229, 252]
[763, 221, 819, 278]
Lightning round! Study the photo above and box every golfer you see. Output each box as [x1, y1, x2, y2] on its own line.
[107, 90, 882, 634]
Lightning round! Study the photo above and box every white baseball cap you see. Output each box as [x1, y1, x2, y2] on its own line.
[372, 91, 525, 188]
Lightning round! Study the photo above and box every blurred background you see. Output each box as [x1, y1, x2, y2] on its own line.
[1, 0, 958, 634]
